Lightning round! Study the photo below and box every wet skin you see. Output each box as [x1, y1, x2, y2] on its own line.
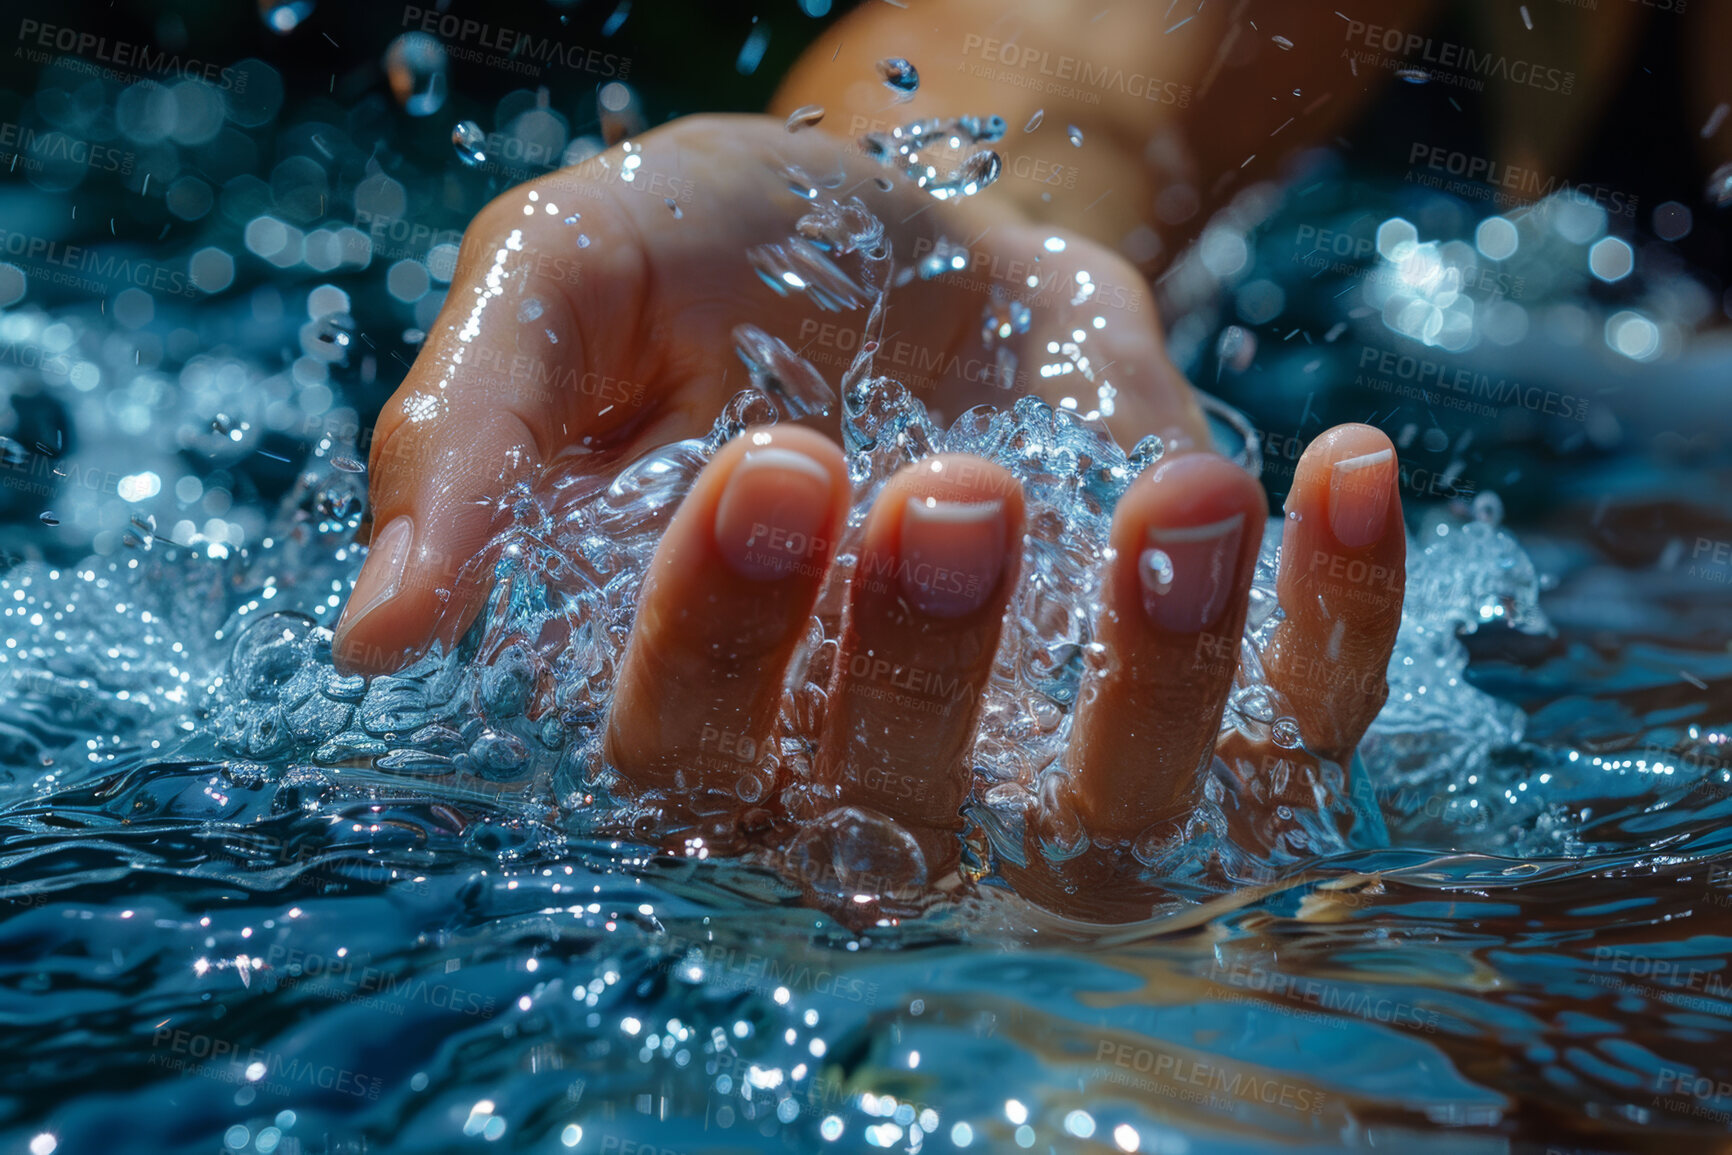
[332, 115, 1404, 923]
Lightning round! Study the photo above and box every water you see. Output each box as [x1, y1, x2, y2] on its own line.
[3, 30, 1732, 1155]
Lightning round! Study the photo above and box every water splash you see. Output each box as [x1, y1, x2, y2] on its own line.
[861, 115, 1007, 201]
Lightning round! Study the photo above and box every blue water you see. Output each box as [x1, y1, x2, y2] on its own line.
[4, 29, 1732, 1155]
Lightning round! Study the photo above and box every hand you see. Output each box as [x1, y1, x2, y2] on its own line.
[335, 114, 1405, 922]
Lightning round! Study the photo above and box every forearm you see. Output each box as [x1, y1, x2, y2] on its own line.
[772, 0, 1433, 272]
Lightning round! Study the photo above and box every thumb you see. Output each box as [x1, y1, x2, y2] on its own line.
[333, 183, 650, 675]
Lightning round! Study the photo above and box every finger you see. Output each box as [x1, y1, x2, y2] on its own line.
[1064, 452, 1267, 841]
[605, 425, 849, 804]
[1263, 423, 1405, 762]
[815, 454, 1024, 835]
[333, 171, 664, 676]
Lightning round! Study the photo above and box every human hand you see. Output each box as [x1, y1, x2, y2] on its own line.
[335, 114, 1405, 922]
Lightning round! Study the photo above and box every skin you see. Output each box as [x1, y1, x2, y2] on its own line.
[334, 0, 1686, 922]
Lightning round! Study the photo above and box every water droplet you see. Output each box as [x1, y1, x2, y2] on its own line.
[38, 511, 58, 526]
[1023, 108, 1044, 133]
[575, 234, 591, 248]
[876, 57, 919, 96]
[331, 456, 365, 474]
[258, 0, 314, 34]
[1395, 67, 1430, 84]
[1066, 125, 1084, 147]
[0, 436, 27, 468]
[664, 198, 683, 219]
[1707, 162, 1732, 209]
[785, 104, 826, 132]
[562, 212, 581, 225]
[384, 32, 448, 117]
[1472, 491, 1504, 526]
[1271, 35, 1294, 50]
[1271, 717, 1303, 748]
[873, 176, 893, 192]
[211, 414, 236, 437]
[452, 120, 487, 166]
[960, 150, 1002, 194]
[517, 298, 545, 324]
[1216, 325, 1257, 373]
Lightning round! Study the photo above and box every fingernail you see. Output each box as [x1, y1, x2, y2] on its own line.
[1328, 448, 1394, 549]
[899, 497, 1007, 618]
[338, 516, 414, 637]
[1140, 512, 1245, 633]
[713, 445, 835, 581]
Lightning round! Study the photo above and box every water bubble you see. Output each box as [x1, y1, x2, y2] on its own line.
[1023, 108, 1044, 133]
[0, 436, 27, 468]
[873, 176, 893, 192]
[1271, 35, 1294, 50]
[665, 198, 683, 219]
[38, 512, 58, 526]
[876, 57, 919, 96]
[384, 32, 448, 117]
[259, 0, 314, 34]
[452, 120, 487, 166]
[1472, 492, 1504, 526]
[785, 105, 826, 132]
[1271, 717, 1303, 748]
[331, 455, 365, 474]
[517, 298, 545, 324]
[1395, 67, 1430, 84]
[229, 612, 316, 702]
[1653, 201, 1693, 241]
[1066, 125, 1084, 147]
